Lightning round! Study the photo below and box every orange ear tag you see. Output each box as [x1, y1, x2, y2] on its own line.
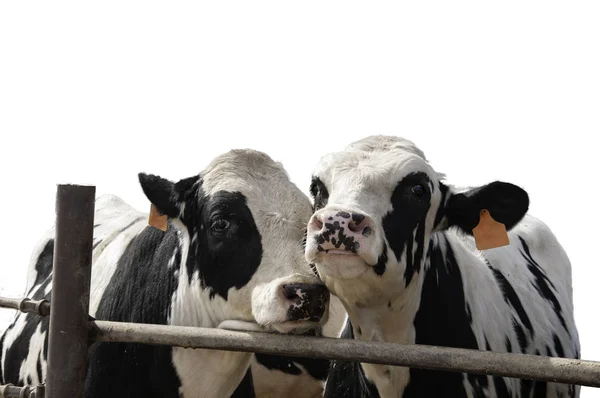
[148, 204, 168, 232]
[472, 209, 509, 250]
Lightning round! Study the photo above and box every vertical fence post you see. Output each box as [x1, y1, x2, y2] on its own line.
[45, 184, 96, 398]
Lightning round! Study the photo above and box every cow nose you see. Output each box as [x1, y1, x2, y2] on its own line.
[309, 210, 372, 237]
[282, 283, 329, 322]
[348, 213, 368, 234]
[308, 210, 373, 254]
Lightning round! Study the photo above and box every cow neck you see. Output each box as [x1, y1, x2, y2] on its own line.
[342, 252, 429, 396]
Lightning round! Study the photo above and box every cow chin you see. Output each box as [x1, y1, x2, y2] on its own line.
[314, 254, 370, 280]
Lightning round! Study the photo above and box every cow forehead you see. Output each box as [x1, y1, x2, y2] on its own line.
[314, 147, 438, 195]
[201, 149, 313, 232]
[344, 134, 427, 160]
[201, 149, 289, 191]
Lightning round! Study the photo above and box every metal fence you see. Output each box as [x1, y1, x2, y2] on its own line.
[1, 184, 600, 398]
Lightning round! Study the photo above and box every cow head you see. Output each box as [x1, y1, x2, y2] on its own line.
[138, 149, 329, 333]
[305, 135, 529, 307]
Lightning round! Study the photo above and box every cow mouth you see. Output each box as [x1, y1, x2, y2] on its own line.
[312, 250, 373, 280]
[308, 239, 381, 277]
[218, 319, 322, 335]
[321, 249, 358, 256]
[271, 319, 322, 334]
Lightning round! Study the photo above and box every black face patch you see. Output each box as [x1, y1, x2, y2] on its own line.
[310, 176, 329, 211]
[138, 174, 263, 300]
[182, 190, 263, 300]
[381, 172, 431, 285]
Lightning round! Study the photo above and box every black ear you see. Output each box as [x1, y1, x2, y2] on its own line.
[445, 181, 529, 234]
[138, 173, 199, 218]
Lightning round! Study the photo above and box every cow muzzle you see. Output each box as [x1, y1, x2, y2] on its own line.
[306, 208, 381, 269]
[247, 274, 331, 334]
[282, 282, 329, 323]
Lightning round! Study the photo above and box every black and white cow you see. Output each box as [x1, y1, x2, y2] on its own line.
[0, 149, 334, 398]
[305, 135, 581, 397]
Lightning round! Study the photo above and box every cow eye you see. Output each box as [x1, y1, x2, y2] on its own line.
[211, 219, 230, 231]
[411, 185, 425, 196]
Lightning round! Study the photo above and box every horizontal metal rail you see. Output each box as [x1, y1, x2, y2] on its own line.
[3, 297, 600, 388]
[0, 383, 45, 398]
[90, 320, 600, 388]
[0, 297, 50, 317]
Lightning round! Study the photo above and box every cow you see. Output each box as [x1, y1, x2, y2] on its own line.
[304, 135, 581, 397]
[0, 148, 334, 398]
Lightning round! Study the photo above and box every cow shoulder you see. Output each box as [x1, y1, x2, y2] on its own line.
[85, 225, 183, 398]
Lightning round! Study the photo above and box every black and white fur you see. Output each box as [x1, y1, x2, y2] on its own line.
[0, 149, 334, 398]
[305, 135, 580, 397]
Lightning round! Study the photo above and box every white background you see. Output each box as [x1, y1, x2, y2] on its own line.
[1, 1, 599, 395]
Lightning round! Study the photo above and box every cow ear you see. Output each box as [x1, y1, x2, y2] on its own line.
[444, 181, 529, 234]
[138, 173, 199, 218]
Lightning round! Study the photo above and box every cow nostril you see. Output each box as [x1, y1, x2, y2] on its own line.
[282, 284, 300, 300]
[282, 283, 327, 302]
[348, 215, 367, 233]
[311, 216, 323, 231]
[352, 213, 365, 224]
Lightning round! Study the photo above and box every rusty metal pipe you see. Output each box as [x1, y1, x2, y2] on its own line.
[45, 185, 96, 398]
[0, 383, 44, 398]
[0, 297, 50, 317]
[90, 319, 600, 388]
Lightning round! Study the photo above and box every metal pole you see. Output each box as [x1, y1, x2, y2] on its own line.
[0, 297, 50, 316]
[90, 320, 600, 388]
[45, 185, 95, 398]
[0, 383, 44, 398]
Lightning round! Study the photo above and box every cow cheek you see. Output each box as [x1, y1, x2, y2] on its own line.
[250, 280, 288, 325]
